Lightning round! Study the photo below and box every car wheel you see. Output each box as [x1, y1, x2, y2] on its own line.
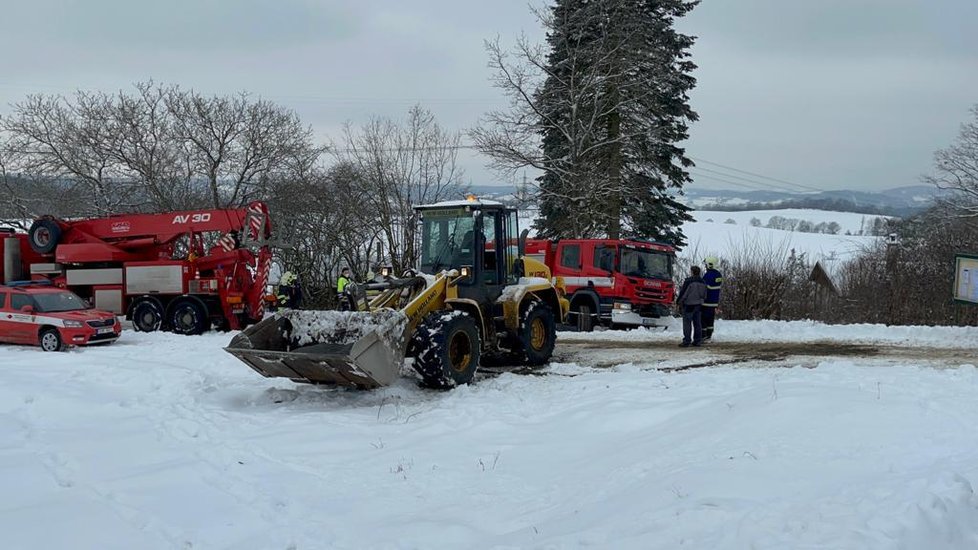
[39, 328, 66, 352]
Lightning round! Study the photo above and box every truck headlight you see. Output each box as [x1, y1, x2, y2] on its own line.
[613, 302, 632, 311]
[63, 320, 84, 328]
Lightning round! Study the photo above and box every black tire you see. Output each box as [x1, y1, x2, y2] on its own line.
[411, 310, 481, 389]
[39, 328, 66, 352]
[28, 219, 62, 255]
[169, 299, 208, 335]
[517, 301, 557, 366]
[131, 299, 164, 332]
[576, 303, 595, 332]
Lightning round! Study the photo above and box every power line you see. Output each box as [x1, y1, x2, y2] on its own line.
[689, 156, 825, 193]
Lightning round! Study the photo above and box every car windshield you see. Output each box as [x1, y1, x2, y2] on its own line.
[32, 291, 90, 313]
[620, 247, 673, 280]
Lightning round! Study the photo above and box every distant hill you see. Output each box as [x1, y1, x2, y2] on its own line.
[467, 184, 947, 217]
[682, 185, 947, 217]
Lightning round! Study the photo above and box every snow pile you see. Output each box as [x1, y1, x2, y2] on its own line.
[559, 318, 978, 348]
[279, 309, 408, 350]
[498, 276, 552, 303]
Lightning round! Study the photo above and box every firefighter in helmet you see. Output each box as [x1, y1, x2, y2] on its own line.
[702, 256, 723, 340]
[277, 271, 303, 309]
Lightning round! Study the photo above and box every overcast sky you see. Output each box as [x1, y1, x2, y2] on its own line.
[1, 0, 976, 193]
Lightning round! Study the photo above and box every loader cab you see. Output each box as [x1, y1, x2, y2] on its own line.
[417, 199, 522, 299]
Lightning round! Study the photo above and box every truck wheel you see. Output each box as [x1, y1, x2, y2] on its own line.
[411, 311, 481, 389]
[576, 303, 595, 332]
[39, 328, 66, 352]
[28, 219, 62, 254]
[169, 299, 208, 335]
[131, 299, 164, 332]
[518, 301, 556, 365]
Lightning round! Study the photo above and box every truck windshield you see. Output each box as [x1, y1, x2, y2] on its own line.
[620, 247, 672, 280]
[419, 209, 477, 274]
[32, 291, 90, 313]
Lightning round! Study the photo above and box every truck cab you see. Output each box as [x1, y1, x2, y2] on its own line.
[525, 238, 676, 331]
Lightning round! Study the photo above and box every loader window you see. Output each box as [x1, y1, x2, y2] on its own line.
[503, 210, 519, 284]
[481, 211, 499, 284]
[419, 208, 476, 274]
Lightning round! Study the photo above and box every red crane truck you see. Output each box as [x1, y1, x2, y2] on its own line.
[0, 202, 274, 335]
[525, 238, 676, 331]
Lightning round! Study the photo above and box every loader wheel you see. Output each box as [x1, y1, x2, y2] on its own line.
[411, 311, 481, 389]
[28, 219, 62, 255]
[517, 301, 556, 366]
[169, 299, 208, 336]
[131, 299, 164, 332]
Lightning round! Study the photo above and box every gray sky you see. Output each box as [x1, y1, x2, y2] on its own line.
[1, 0, 975, 192]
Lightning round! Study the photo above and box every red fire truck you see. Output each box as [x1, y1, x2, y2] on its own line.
[0, 202, 273, 335]
[525, 238, 676, 331]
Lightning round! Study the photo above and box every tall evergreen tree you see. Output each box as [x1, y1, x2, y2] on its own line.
[541, 0, 698, 243]
[473, 0, 699, 245]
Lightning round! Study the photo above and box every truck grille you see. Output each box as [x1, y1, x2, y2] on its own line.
[635, 288, 669, 301]
[86, 319, 115, 328]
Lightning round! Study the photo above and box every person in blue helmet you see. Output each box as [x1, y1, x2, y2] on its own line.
[702, 256, 723, 340]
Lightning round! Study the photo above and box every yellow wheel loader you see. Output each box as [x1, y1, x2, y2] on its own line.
[224, 198, 569, 389]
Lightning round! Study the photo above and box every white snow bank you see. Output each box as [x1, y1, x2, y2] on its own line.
[560, 319, 978, 348]
[2, 330, 978, 549]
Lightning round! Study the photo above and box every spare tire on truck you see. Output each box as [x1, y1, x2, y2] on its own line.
[28, 218, 62, 254]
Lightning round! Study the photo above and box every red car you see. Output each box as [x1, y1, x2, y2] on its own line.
[0, 283, 122, 351]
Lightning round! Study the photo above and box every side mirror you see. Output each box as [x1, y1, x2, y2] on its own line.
[20, 305, 34, 314]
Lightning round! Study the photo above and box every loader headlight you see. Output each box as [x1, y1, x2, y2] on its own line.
[381, 266, 392, 278]
[460, 265, 472, 278]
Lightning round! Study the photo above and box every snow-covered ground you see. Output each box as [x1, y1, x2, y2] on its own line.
[2, 324, 978, 549]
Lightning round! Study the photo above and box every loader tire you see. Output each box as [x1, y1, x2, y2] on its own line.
[28, 219, 62, 254]
[516, 301, 556, 366]
[411, 310, 481, 389]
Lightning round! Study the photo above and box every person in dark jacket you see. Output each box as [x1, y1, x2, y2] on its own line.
[675, 265, 707, 347]
[702, 257, 723, 340]
[277, 271, 303, 309]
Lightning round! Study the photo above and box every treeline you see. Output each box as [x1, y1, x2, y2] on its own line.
[698, 196, 921, 218]
[0, 82, 465, 307]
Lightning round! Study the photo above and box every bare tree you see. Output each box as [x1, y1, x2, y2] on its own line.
[0, 81, 323, 214]
[471, 21, 631, 237]
[0, 93, 137, 214]
[926, 105, 978, 215]
[166, 87, 320, 208]
[336, 105, 465, 273]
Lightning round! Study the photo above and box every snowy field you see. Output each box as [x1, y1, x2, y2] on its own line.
[2, 324, 978, 550]
[518, 207, 882, 266]
[682, 208, 884, 267]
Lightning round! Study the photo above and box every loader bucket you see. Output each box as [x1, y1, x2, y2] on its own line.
[224, 309, 409, 389]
